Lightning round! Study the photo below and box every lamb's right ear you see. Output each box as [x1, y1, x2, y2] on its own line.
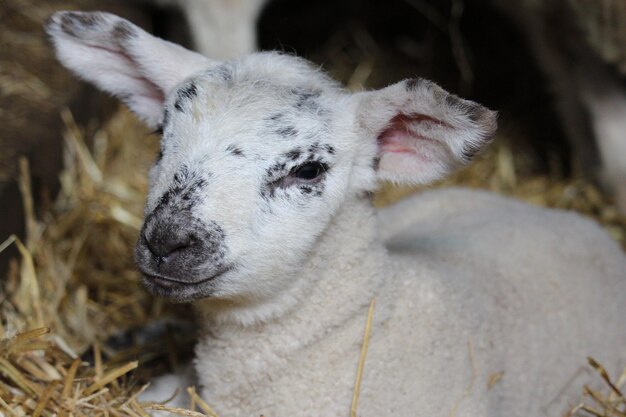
[45, 11, 216, 128]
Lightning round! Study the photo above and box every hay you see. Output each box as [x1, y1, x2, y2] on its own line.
[0, 108, 209, 416]
[0, 326, 217, 416]
[350, 298, 376, 417]
[1, 108, 156, 349]
[0, 326, 143, 416]
[567, 358, 626, 417]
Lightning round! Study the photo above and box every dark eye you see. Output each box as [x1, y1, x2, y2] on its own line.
[292, 162, 326, 180]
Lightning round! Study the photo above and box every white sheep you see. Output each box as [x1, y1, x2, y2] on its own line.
[46, 11, 626, 417]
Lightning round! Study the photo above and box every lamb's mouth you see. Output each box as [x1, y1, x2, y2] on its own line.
[140, 266, 233, 302]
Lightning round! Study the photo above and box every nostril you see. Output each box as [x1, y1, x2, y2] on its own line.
[142, 233, 160, 257]
[168, 242, 191, 254]
[160, 242, 189, 262]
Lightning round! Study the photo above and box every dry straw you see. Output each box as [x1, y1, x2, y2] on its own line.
[0, 109, 214, 416]
[351, 298, 376, 417]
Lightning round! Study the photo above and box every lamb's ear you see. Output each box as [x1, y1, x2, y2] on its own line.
[355, 78, 497, 185]
[45, 11, 216, 128]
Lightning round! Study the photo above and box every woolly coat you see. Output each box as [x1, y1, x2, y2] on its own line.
[147, 188, 626, 417]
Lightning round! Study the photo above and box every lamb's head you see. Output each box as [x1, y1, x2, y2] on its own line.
[135, 63, 356, 304]
[46, 11, 497, 306]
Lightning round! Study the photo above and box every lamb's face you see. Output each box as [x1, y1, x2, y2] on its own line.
[135, 58, 364, 302]
[46, 10, 497, 306]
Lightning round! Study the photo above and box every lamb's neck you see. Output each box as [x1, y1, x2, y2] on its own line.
[195, 195, 389, 342]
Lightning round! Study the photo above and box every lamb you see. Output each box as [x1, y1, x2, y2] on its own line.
[45, 11, 626, 417]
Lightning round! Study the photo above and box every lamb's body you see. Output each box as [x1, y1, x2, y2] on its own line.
[45, 12, 626, 417]
[192, 189, 626, 417]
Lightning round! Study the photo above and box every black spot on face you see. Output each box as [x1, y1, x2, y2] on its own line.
[268, 113, 284, 122]
[157, 168, 209, 210]
[174, 82, 198, 112]
[180, 83, 198, 99]
[161, 108, 170, 129]
[308, 143, 321, 153]
[173, 166, 190, 185]
[153, 122, 164, 163]
[194, 177, 208, 189]
[226, 144, 245, 157]
[285, 149, 301, 160]
[266, 161, 287, 178]
[276, 126, 298, 137]
[371, 156, 381, 171]
[300, 185, 313, 194]
[260, 186, 276, 200]
[203, 65, 233, 84]
[214, 65, 233, 82]
[292, 88, 321, 112]
[303, 142, 337, 163]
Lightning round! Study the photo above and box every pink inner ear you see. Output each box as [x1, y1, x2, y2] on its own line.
[95, 43, 166, 103]
[377, 113, 447, 155]
[378, 129, 415, 154]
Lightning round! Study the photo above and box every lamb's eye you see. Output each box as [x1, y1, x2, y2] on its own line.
[292, 162, 325, 180]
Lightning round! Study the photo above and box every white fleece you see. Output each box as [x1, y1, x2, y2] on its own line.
[186, 188, 626, 417]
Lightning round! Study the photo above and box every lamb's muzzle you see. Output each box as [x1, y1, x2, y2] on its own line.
[135, 206, 231, 302]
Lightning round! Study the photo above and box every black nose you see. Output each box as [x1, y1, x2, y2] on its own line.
[135, 206, 227, 284]
[143, 232, 192, 265]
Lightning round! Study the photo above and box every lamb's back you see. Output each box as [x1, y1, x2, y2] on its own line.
[365, 188, 626, 416]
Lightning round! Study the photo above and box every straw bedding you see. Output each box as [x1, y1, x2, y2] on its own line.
[0, 1, 625, 416]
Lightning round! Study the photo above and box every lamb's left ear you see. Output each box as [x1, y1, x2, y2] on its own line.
[355, 78, 497, 185]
